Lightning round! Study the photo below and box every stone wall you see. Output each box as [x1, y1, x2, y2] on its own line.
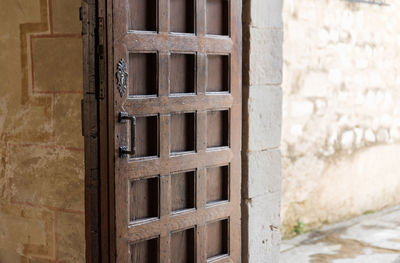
[0, 0, 85, 261]
[242, 0, 283, 261]
[282, 0, 400, 236]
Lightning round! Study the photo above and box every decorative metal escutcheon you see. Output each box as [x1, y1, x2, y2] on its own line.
[119, 112, 136, 158]
[116, 58, 128, 97]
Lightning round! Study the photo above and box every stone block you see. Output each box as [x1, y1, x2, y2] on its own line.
[250, 0, 283, 28]
[249, 27, 283, 86]
[32, 37, 83, 93]
[243, 149, 281, 199]
[289, 100, 314, 118]
[56, 212, 85, 262]
[302, 72, 330, 97]
[247, 85, 282, 151]
[246, 191, 281, 229]
[7, 145, 84, 211]
[243, 192, 281, 263]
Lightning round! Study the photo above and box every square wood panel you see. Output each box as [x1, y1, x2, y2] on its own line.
[170, 53, 196, 94]
[206, 219, 229, 259]
[206, 165, 229, 204]
[129, 53, 157, 96]
[170, 0, 195, 33]
[129, 177, 159, 222]
[171, 171, 196, 212]
[134, 115, 159, 158]
[171, 228, 195, 263]
[207, 110, 229, 148]
[128, 0, 157, 31]
[206, 0, 229, 35]
[130, 237, 159, 262]
[171, 112, 196, 153]
[207, 55, 229, 93]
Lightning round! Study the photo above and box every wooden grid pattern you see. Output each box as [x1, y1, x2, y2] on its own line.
[113, 0, 242, 262]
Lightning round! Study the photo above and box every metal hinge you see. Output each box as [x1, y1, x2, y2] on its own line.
[97, 17, 106, 100]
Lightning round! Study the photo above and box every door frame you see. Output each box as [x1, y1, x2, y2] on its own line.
[82, 0, 115, 261]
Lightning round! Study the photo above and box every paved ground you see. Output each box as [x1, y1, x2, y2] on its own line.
[280, 205, 400, 263]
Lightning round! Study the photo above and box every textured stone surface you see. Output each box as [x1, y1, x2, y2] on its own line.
[245, 193, 281, 263]
[249, 27, 283, 86]
[282, 0, 400, 236]
[243, 0, 283, 262]
[283, 145, 400, 230]
[244, 149, 281, 199]
[250, 0, 283, 28]
[0, 0, 84, 261]
[247, 86, 282, 151]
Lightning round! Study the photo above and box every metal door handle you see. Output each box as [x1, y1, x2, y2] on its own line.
[119, 112, 136, 157]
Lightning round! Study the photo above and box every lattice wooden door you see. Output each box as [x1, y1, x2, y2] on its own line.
[112, 0, 241, 261]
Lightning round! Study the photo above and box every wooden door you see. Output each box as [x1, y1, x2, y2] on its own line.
[111, 0, 241, 261]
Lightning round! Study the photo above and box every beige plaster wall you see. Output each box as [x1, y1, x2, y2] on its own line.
[0, 0, 85, 261]
[282, 0, 400, 236]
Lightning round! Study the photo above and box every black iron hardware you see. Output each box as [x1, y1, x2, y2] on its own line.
[116, 58, 128, 97]
[119, 112, 136, 157]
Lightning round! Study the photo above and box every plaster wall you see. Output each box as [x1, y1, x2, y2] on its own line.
[0, 0, 85, 261]
[282, 0, 400, 236]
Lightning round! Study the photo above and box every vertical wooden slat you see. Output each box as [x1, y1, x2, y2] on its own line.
[160, 114, 170, 160]
[197, 111, 207, 154]
[196, 224, 206, 263]
[160, 175, 171, 263]
[197, 53, 207, 95]
[196, 0, 206, 36]
[159, 0, 169, 33]
[196, 168, 207, 262]
[228, 0, 242, 259]
[82, 0, 101, 261]
[159, 52, 169, 97]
